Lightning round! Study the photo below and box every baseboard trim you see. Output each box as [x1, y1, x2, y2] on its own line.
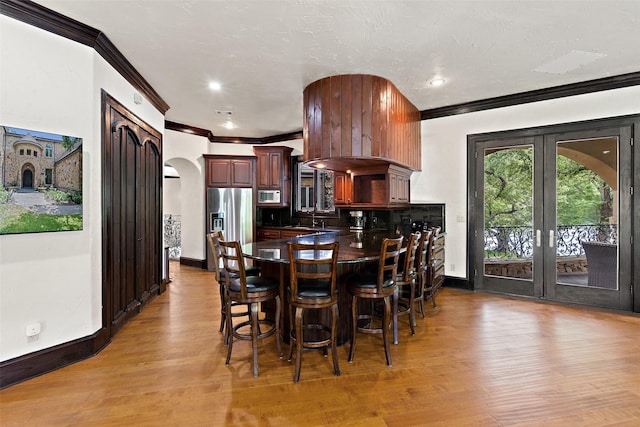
[444, 276, 471, 290]
[180, 257, 206, 269]
[0, 328, 110, 389]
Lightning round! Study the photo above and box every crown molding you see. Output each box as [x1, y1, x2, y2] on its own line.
[420, 71, 640, 120]
[1, 0, 170, 114]
[166, 120, 302, 144]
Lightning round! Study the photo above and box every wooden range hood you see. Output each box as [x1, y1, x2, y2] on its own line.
[303, 74, 421, 173]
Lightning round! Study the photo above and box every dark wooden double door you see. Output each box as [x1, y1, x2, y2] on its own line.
[102, 91, 163, 336]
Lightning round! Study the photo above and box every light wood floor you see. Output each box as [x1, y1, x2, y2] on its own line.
[2, 262, 640, 426]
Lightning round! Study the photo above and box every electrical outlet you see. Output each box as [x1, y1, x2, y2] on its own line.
[26, 322, 41, 337]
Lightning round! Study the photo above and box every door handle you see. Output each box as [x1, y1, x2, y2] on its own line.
[549, 230, 554, 248]
[536, 229, 541, 247]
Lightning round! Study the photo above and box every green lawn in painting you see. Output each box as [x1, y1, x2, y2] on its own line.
[0, 204, 82, 234]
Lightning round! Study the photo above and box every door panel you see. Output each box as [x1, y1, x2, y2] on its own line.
[474, 137, 542, 297]
[102, 91, 163, 337]
[472, 120, 633, 311]
[543, 127, 632, 310]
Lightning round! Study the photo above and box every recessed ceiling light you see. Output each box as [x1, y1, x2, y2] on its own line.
[602, 150, 611, 154]
[209, 81, 221, 91]
[429, 78, 445, 87]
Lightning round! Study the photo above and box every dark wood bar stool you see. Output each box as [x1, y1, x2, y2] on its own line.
[287, 241, 340, 383]
[414, 229, 433, 318]
[218, 240, 282, 377]
[393, 231, 421, 344]
[348, 236, 403, 366]
[207, 232, 259, 343]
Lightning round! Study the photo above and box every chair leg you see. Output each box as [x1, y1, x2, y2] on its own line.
[408, 281, 416, 334]
[275, 295, 282, 358]
[418, 299, 425, 319]
[219, 283, 226, 333]
[251, 302, 259, 377]
[393, 287, 399, 345]
[383, 296, 392, 366]
[348, 295, 357, 363]
[293, 307, 303, 383]
[287, 300, 295, 362]
[225, 298, 234, 366]
[331, 303, 340, 376]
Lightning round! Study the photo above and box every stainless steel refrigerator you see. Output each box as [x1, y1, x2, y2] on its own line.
[206, 187, 253, 271]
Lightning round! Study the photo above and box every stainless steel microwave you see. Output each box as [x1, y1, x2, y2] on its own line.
[258, 190, 281, 203]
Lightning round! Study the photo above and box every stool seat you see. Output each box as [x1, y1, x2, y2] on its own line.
[228, 276, 279, 294]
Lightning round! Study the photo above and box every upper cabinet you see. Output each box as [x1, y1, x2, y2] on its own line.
[351, 164, 411, 208]
[204, 155, 254, 188]
[254, 146, 293, 207]
[334, 172, 352, 207]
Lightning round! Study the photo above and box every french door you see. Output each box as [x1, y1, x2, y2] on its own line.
[470, 119, 633, 311]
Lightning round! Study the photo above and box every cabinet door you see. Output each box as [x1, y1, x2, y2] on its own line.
[207, 159, 232, 187]
[256, 151, 282, 188]
[231, 159, 253, 187]
[257, 228, 281, 241]
[334, 172, 352, 206]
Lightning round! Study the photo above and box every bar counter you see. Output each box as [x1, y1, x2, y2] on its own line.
[243, 230, 405, 345]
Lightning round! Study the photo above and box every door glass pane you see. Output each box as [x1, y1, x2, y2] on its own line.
[556, 138, 618, 289]
[484, 146, 534, 280]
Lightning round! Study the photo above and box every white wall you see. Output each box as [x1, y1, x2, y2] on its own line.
[412, 86, 640, 279]
[0, 16, 164, 361]
[163, 132, 302, 260]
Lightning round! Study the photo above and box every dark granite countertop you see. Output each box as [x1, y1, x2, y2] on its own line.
[244, 230, 404, 264]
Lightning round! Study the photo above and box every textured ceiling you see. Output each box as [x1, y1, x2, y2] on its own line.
[34, 0, 640, 138]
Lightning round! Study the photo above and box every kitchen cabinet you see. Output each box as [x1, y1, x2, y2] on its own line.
[256, 227, 282, 241]
[351, 164, 411, 208]
[334, 172, 352, 207]
[204, 155, 254, 188]
[254, 146, 293, 207]
[257, 226, 319, 241]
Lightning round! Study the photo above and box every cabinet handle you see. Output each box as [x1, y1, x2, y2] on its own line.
[549, 230, 554, 248]
[536, 229, 541, 247]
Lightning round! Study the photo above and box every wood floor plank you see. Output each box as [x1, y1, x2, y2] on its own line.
[1, 262, 639, 426]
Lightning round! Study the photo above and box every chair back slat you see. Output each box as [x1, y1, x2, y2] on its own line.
[207, 231, 225, 282]
[288, 242, 339, 300]
[400, 232, 420, 281]
[218, 240, 248, 299]
[377, 237, 403, 293]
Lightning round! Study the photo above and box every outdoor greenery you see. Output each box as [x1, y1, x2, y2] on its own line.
[0, 209, 82, 234]
[0, 186, 12, 204]
[484, 148, 613, 227]
[44, 188, 82, 204]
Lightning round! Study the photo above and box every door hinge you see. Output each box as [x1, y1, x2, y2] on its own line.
[474, 190, 478, 198]
[475, 229, 478, 237]
[630, 137, 634, 146]
[631, 186, 634, 196]
[475, 151, 478, 159]
[474, 268, 478, 277]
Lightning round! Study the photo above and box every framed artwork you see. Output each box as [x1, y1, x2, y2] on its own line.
[0, 126, 83, 234]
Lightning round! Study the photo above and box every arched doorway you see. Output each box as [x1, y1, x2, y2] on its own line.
[22, 169, 33, 188]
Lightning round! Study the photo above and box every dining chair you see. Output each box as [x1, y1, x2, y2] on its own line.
[348, 236, 403, 366]
[207, 232, 259, 343]
[393, 231, 420, 344]
[287, 241, 340, 383]
[218, 240, 282, 377]
[413, 228, 433, 318]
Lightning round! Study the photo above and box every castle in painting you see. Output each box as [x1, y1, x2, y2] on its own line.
[0, 126, 82, 192]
